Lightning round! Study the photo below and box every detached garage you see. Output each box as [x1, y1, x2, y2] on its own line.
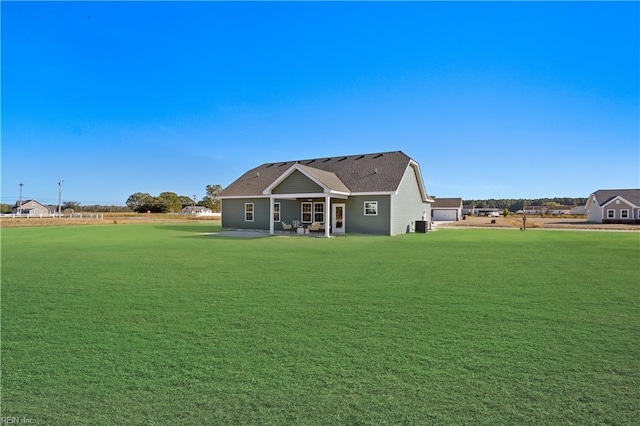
[432, 197, 463, 221]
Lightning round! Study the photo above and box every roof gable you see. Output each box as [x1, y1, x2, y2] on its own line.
[591, 189, 640, 207]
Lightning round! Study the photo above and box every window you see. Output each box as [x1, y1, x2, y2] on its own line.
[313, 202, 324, 223]
[607, 209, 615, 219]
[301, 202, 312, 223]
[245, 203, 254, 221]
[621, 209, 629, 219]
[364, 201, 378, 216]
[273, 202, 280, 222]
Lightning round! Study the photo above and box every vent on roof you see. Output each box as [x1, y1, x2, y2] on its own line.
[265, 163, 274, 168]
[322, 158, 331, 162]
[355, 155, 365, 160]
[373, 153, 383, 159]
[279, 162, 288, 167]
[306, 159, 315, 165]
[338, 157, 347, 162]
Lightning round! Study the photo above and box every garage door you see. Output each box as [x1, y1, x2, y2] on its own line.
[433, 209, 458, 221]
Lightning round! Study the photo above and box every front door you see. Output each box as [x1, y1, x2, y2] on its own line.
[332, 203, 345, 234]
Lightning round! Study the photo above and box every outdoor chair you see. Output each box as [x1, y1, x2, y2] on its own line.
[281, 221, 293, 234]
[308, 222, 321, 235]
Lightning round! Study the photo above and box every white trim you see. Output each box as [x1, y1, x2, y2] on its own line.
[350, 191, 396, 196]
[301, 202, 312, 223]
[389, 193, 394, 236]
[262, 164, 350, 196]
[245, 203, 254, 222]
[602, 195, 638, 209]
[620, 209, 629, 219]
[263, 192, 348, 200]
[269, 197, 274, 235]
[607, 209, 615, 219]
[364, 201, 378, 216]
[408, 160, 432, 202]
[313, 202, 325, 223]
[325, 195, 331, 237]
[273, 202, 281, 222]
[219, 195, 271, 200]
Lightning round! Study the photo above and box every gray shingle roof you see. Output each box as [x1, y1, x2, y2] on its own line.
[592, 189, 640, 206]
[432, 198, 463, 208]
[220, 151, 415, 197]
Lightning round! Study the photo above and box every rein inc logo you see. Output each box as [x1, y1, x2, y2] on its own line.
[1, 417, 35, 424]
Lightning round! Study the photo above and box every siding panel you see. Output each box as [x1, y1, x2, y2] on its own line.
[392, 165, 431, 235]
[273, 170, 323, 194]
[221, 198, 270, 230]
[346, 195, 390, 235]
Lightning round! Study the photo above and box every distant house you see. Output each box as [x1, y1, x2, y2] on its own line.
[218, 151, 433, 236]
[181, 206, 215, 216]
[570, 205, 586, 215]
[11, 200, 52, 217]
[586, 189, 640, 223]
[431, 197, 463, 221]
[462, 204, 476, 215]
[524, 205, 571, 215]
[548, 206, 572, 215]
[523, 206, 544, 215]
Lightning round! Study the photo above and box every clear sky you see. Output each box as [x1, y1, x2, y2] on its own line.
[2, 1, 638, 206]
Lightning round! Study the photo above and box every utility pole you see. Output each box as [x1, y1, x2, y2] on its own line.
[193, 194, 197, 209]
[18, 182, 24, 214]
[58, 179, 64, 218]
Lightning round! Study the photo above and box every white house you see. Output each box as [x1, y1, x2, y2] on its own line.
[586, 189, 640, 223]
[11, 200, 52, 217]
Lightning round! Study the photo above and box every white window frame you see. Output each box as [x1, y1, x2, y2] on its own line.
[313, 202, 325, 223]
[364, 201, 378, 216]
[301, 202, 312, 223]
[607, 209, 615, 219]
[273, 202, 281, 222]
[245, 203, 254, 222]
[620, 209, 629, 219]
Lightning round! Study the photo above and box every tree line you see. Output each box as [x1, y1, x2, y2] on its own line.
[126, 184, 222, 213]
[462, 198, 588, 212]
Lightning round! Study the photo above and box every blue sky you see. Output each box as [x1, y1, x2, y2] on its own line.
[2, 1, 638, 206]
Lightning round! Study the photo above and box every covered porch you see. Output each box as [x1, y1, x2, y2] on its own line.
[268, 194, 347, 238]
[262, 162, 352, 238]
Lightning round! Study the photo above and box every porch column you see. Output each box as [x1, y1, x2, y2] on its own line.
[325, 195, 331, 238]
[269, 196, 275, 235]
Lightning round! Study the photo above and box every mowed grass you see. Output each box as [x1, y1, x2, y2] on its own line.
[1, 224, 638, 425]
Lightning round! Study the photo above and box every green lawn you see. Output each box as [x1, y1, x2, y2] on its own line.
[1, 224, 639, 425]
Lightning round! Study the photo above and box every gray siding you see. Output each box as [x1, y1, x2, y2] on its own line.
[272, 170, 323, 194]
[221, 198, 270, 230]
[345, 195, 391, 235]
[392, 165, 431, 235]
[274, 199, 304, 227]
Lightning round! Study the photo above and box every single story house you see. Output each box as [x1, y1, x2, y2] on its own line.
[586, 189, 640, 223]
[218, 151, 433, 236]
[11, 199, 51, 217]
[431, 197, 463, 221]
